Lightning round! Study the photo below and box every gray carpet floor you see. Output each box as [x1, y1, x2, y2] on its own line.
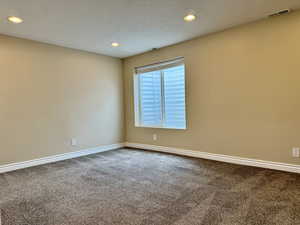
[0, 148, 300, 225]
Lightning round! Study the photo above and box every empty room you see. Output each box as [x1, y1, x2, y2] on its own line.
[1, 0, 300, 224]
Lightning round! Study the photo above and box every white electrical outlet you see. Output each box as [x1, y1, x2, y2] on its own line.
[292, 147, 300, 158]
[71, 138, 77, 146]
[153, 134, 157, 141]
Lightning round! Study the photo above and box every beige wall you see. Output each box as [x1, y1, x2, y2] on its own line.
[0, 35, 124, 165]
[123, 12, 300, 164]
[2, 11, 300, 167]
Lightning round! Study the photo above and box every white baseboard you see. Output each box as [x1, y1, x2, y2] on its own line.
[125, 142, 300, 174]
[2, 142, 299, 174]
[0, 143, 125, 174]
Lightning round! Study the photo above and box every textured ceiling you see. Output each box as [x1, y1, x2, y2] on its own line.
[1, 0, 300, 58]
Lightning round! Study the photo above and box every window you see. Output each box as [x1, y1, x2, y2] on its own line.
[134, 57, 186, 129]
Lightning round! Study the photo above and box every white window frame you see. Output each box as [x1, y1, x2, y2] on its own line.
[134, 57, 187, 130]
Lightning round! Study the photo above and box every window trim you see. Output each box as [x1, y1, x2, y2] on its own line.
[133, 58, 187, 130]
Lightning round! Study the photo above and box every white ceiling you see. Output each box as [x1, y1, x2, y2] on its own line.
[1, 0, 300, 58]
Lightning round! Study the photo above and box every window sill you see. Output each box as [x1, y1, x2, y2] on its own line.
[134, 125, 187, 130]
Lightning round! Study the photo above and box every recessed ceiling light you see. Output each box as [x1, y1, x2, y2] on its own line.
[7, 16, 23, 24]
[111, 42, 120, 47]
[184, 13, 196, 22]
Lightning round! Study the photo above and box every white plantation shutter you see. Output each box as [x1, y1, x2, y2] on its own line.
[139, 71, 162, 126]
[163, 65, 186, 129]
[135, 57, 186, 129]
